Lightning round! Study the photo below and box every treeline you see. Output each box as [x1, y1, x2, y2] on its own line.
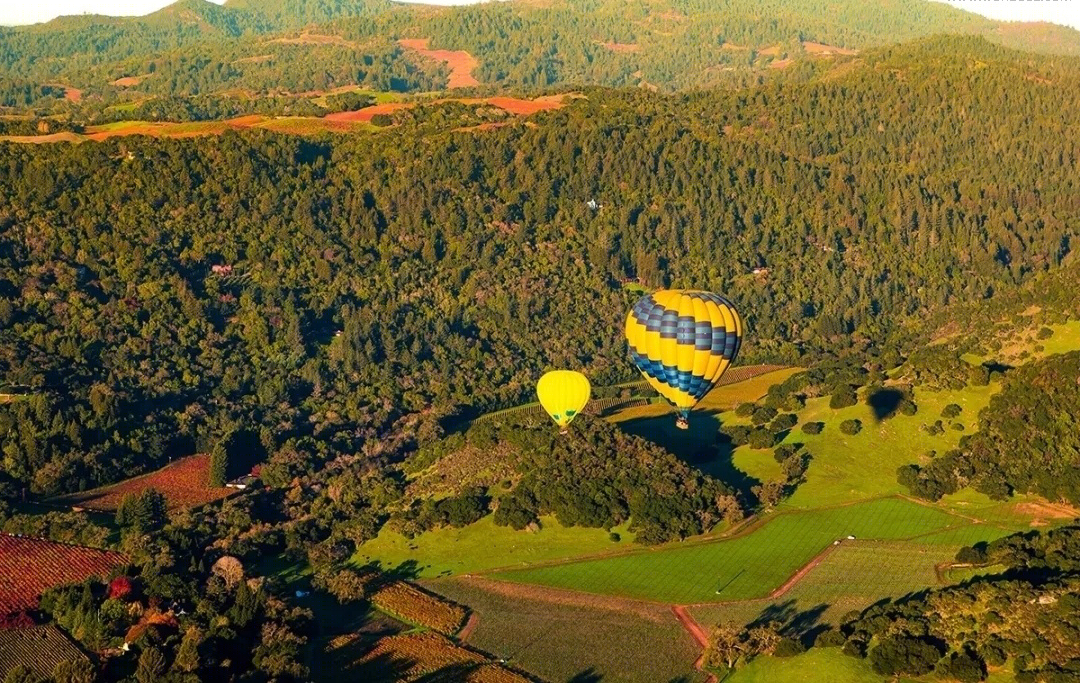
[817, 525, 1080, 682]
[0, 0, 1075, 109]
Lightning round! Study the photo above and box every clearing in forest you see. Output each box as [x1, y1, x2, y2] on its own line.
[398, 38, 480, 88]
[802, 41, 858, 56]
[50, 454, 234, 512]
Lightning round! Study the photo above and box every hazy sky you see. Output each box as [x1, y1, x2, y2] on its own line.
[0, 0, 1077, 29]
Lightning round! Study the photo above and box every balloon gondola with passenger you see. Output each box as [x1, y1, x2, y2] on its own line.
[625, 289, 743, 430]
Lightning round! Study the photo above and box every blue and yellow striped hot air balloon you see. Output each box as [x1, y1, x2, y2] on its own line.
[625, 290, 743, 429]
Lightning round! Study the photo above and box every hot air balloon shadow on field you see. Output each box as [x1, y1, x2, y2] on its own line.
[625, 290, 743, 430]
[536, 370, 591, 435]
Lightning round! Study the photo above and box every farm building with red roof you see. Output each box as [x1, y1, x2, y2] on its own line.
[0, 534, 127, 616]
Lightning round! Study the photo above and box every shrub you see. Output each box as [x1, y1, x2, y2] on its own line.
[108, 576, 134, 600]
[801, 421, 824, 435]
[868, 636, 944, 677]
[609, 532, 621, 542]
[951, 422, 965, 431]
[735, 402, 756, 417]
[968, 365, 990, 386]
[898, 399, 918, 416]
[751, 406, 778, 425]
[936, 650, 986, 683]
[942, 404, 963, 419]
[721, 425, 751, 447]
[955, 544, 988, 565]
[774, 637, 806, 657]
[978, 643, 1007, 667]
[770, 413, 798, 433]
[815, 628, 847, 647]
[839, 419, 862, 435]
[1036, 326, 1053, 340]
[782, 394, 805, 411]
[773, 443, 801, 463]
[830, 386, 858, 409]
[842, 638, 867, 658]
[747, 428, 778, 450]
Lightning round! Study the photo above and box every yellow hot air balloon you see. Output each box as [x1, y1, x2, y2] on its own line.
[625, 290, 743, 430]
[536, 370, 591, 433]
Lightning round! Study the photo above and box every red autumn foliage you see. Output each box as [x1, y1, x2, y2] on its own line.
[108, 576, 133, 600]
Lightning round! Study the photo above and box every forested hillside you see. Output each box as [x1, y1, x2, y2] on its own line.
[1, 36, 1077, 499]
[0, 0, 1077, 117]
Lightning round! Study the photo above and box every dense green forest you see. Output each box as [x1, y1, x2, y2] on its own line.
[1, 36, 1079, 498]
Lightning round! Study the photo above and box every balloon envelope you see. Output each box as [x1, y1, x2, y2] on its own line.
[625, 290, 743, 421]
[536, 370, 592, 428]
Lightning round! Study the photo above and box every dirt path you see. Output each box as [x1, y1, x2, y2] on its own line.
[671, 606, 717, 683]
[766, 542, 838, 600]
[457, 612, 479, 643]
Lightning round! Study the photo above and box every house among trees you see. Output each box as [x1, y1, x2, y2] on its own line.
[227, 466, 262, 491]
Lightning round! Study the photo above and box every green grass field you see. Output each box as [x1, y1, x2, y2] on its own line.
[724, 648, 899, 683]
[725, 647, 1017, 683]
[427, 577, 706, 683]
[352, 515, 634, 579]
[494, 497, 965, 604]
[745, 383, 998, 509]
[688, 539, 982, 630]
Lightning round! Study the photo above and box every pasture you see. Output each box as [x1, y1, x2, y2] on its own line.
[493, 497, 966, 604]
[733, 383, 998, 509]
[725, 648, 897, 683]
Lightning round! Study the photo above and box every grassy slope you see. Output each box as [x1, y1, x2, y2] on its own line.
[727, 648, 1016, 683]
[352, 515, 634, 579]
[740, 383, 997, 509]
[726, 648, 904, 683]
[353, 369, 797, 577]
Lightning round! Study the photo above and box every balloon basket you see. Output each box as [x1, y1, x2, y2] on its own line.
[559, 428, 569, 435]
[675, 417, 689, 430]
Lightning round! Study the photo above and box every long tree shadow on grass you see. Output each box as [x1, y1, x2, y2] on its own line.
[568, 668, 603, 683]
[749, 600, 830, 646]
